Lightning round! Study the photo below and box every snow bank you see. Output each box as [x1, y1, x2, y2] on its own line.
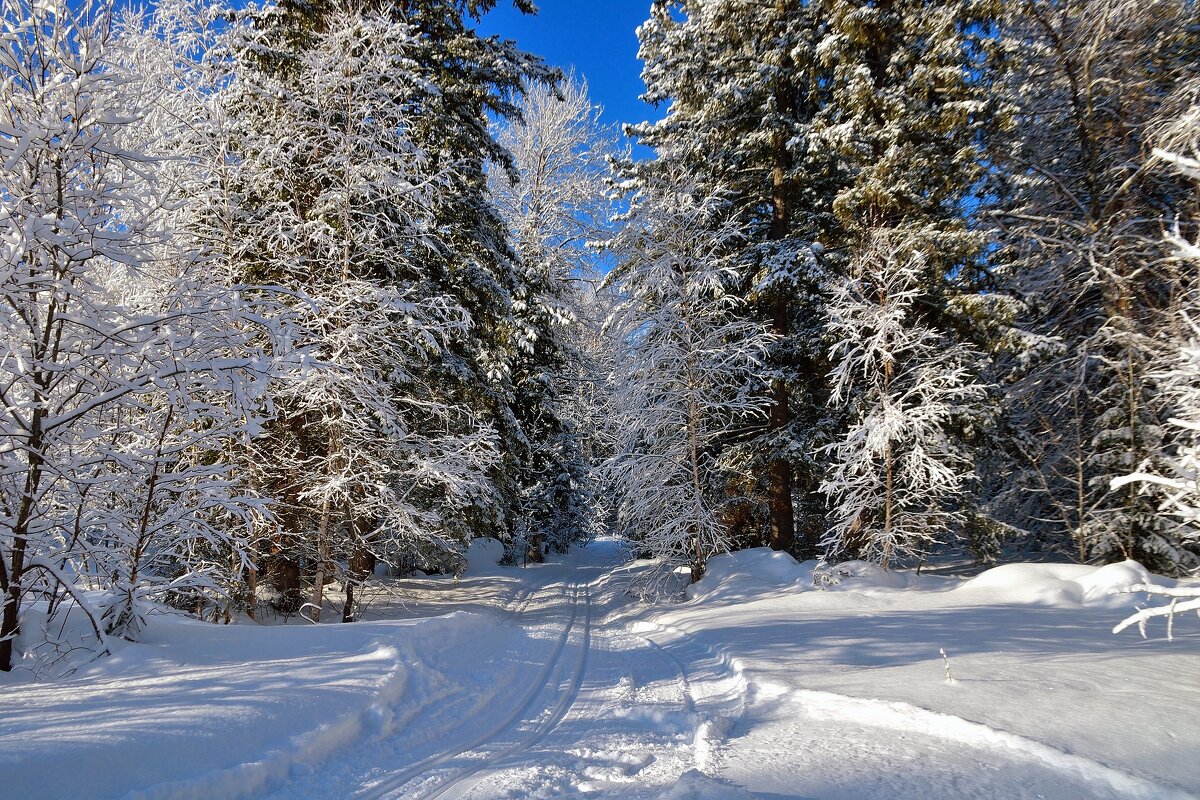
[465, 536, 507, 575]
[815, 559, 926, 590]
[0, 610, 498, 800]
[686, 548, 813, 602]
[654, 770, 755, 800]
[687, 552, 1163, 609]
[956, 560, 1156, 608]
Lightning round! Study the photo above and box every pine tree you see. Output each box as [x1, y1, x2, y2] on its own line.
[807, 0, 1002, 561]
[218, 0, 506, 618]
[631, 0, 1002, 560]
[377, 0, 558, 552]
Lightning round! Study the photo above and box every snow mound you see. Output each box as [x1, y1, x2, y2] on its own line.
[686, 548, 813, 602]
[465, 536, 507, 575]
[815, 559, 920, 590]
[957, 560, 1155, 607]
[654, 770, 755, 800]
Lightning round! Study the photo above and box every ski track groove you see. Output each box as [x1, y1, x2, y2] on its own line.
[632, 629, 697, 717]
[351, 581, 588, 800]
[638, 616, 1196, 800]
[417, 583, 593, 800]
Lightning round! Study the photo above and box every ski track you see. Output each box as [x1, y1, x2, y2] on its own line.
[634, 616, 1197, 800]
[79, 548, 1198, 800]
[353, 581, 591, 800]
[632, 631, 697, 718]
[417, 583, 593, 800]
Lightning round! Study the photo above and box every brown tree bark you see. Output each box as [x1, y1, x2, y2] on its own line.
[342, 544, 375, 623]
[766, 0, 796, 554]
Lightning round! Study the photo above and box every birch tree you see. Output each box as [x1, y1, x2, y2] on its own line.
[489, 77, 614, 560]
[0, 0, 279, 669]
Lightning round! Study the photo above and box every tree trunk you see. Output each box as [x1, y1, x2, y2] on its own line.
[0, 409, 47, 671]
[766, 136, 795, 553]
[310, 497, 332, 623]
[265, 550, 303, 613]
[342, 544, 375, 623]
[766, 0, 796, 554]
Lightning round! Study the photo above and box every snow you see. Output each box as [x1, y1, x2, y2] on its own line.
[465, 536, 508, 575]
[956, 559, 1158, 607]
[3, 540, 1199, 800]
[684, 548, 813, 602]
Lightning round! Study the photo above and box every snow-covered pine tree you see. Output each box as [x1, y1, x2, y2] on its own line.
[220, 1, 501, 619]
[630, 0, 841, 557]
[489, 77, 615, 562]
[821, 231, 986, 566]
[803, 0, 1000, 563]
[376, 0, 557, 554]
[988, 0, 1199, 570]
[602, 178, 771, 591]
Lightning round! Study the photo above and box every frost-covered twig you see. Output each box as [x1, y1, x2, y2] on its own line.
[940, 647, 957, 685]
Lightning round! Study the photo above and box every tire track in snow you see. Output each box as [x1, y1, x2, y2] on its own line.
[351, 581, 589, 800]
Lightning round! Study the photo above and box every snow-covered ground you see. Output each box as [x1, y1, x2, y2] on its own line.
[2, 539, 1198, 800]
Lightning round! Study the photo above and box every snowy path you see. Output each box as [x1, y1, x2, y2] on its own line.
[3, 542, 1200, 800]
[353, 581, 593, 799]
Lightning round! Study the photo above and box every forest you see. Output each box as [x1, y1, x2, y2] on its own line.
[2, 0, 1200, 682]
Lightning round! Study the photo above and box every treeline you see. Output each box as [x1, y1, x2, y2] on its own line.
[608, 0, 1200, 584]
[0, 0, 610, 672]
[3, 0, 1200, 674]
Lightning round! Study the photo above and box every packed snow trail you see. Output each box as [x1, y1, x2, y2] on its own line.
[352, 582, 593, 800]
[262, 543, 1196, 800]
[3, 540, 1200, 799]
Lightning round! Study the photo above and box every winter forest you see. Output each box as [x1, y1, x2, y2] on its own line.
[3, 0, 1200, 797]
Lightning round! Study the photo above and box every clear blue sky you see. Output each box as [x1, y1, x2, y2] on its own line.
[479, 1, 661, 157]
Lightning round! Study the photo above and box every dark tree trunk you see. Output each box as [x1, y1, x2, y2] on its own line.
[265, 551, 303, 613]
[342, 546, 375, 623]
[767, 0, 796, 554]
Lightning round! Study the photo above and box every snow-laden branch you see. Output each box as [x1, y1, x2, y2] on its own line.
[1113, 584, 1200, 640]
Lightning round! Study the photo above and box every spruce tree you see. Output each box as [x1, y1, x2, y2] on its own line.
[190, 0, 558, 611]
[806, 0, 1002, 561]
[629, 0, 843, 557]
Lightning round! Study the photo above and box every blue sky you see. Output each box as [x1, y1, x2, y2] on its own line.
[479, 0, 661, 157]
